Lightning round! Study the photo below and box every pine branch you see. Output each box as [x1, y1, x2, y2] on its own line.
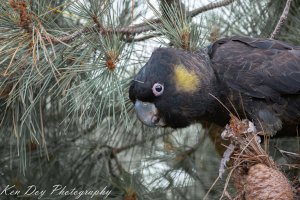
[49, 0, 235, 43]
[48, 24, 97, 43]
[270, 0, 293, 39]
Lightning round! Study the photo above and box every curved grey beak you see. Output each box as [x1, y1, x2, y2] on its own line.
[134, 100, 165, 127]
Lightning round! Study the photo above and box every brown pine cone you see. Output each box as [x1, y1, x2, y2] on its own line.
[245, 164, 294, 200]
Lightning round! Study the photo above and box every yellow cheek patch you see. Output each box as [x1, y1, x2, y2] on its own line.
[174, 64, 200, 92]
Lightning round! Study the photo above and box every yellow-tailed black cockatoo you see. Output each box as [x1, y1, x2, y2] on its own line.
[129, 36, 300, 136]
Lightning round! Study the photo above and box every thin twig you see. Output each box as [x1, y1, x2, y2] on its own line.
[270, 0, 293, 39]
[189, 0, 235, 17]
[124, 33, 162, 43]
[203, 176, 220, 200]
[114, 131, 172, 154]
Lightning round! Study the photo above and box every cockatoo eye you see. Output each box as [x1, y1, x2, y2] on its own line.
[152, 83, 164, 96]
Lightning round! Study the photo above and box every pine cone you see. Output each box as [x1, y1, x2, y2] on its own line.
[245, 164, 294, 200]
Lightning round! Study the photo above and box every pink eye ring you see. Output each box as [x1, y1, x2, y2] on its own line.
[152, 83, 164, 96]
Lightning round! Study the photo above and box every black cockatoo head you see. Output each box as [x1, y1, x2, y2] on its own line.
[129, 48, 217, 128]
